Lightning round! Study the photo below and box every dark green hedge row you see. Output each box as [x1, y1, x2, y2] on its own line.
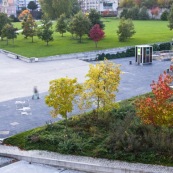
[96, 42, 171, 61]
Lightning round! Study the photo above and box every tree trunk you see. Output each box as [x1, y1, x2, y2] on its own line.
[46, 41, 48, 46]
[95, 41, 98, 48]
[79, 36, 82, 43]
[32, 36, 34, 43]
[65, 113, 68, 135]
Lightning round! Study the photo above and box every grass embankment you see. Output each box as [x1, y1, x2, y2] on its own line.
[4, 94, 173, 166]
[0, 18, 172, 57]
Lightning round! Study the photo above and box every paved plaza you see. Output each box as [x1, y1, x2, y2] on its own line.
[0, 53, 171, 139]
[0, 53, 172, 173]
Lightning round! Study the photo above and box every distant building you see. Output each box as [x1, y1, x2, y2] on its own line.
[79, 0, 119, 16]
[16, 0, 40, 11]
[0, 0, 16, 16]
[0, 0, 41, 16]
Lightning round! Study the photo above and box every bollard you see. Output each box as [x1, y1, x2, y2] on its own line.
[129, 61, 132, 65]
[167, 68, 169, 73]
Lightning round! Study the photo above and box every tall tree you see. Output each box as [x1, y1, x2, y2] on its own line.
[0, 13, 10, 40]
[45, 77, 82, 133]
[21, 13, 37, 42]
[2, 24, 18, 45]
[117, 17, 136, 42]
[27, 1, 38, 11]
[71, 11, 91, 43]
[89, 24, 105, 48]
[18, 9, 30, 20]
[37, 15, 54, 45]
[79, 60, 121, 113]
[71, 0, 81, 16]
[88, 9, 105, 30]
[39, 0, 72, 19]
[56, 14, 67, 37]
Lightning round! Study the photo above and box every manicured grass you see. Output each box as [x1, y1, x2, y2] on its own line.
[1, 18, 173, 57]
[4, 93, 173, 166]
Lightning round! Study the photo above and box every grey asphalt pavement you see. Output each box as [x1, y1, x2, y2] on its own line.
[0, 53, 171, 139]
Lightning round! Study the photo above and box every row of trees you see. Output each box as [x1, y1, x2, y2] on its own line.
[0, 11, 135, 46]
[39, 0, 81, 19]
[120, 0, 173, 8]
[45, 59, 173, 132]
[45, 60, 121, 131]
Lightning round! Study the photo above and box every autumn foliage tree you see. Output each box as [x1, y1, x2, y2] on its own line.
[150, 7, 160, 19]
[89, 24, 105, 48]
[18, 9, 30, 20]
[135, 71, 173, 127]
[45, 77, 82, 132]
[21, 13, 37, 42]
[79, 59, 121, 114]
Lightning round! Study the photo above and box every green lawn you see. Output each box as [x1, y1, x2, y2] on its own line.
[1, 18, 172, 57]
[4, 93, 173, 166]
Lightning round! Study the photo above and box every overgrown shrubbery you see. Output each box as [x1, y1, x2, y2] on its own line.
[4, 95, 173, 165]
[96, 42, 171, 60]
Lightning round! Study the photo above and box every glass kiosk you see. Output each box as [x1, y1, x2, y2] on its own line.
[135, 45, 152, 65]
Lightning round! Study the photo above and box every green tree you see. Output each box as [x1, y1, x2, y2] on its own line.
[2, 24, 18, 45]
[45, 77, 82, 133]
[120, 8, 129, 19]
[27, 1, 38, 11]
[168, 4, 173, 30]
[71, 11, 91, 43]
[21, 13, 37, 42]
[79, 60, 121, 114]
[127, 6, 139, 20]
[67, 19, 75, 38]
[39, 0, 72, 19]
[161, 10, 169, 21]
[37, 15, 53, 45]
[138, 6, 150, 20]
[56, 14, 67, 37]
[117, 17, 136, 42]
[88, 9, 105, 29]
[71, 0, 81, 16]
[0, 13, 10, 40]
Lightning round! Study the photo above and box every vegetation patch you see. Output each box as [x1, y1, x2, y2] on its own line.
[0, 19, 173, 57]
[4, 94, 173, 166]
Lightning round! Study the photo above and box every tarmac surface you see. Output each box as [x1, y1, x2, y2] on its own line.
[0, 53, 171, 139]
[0, 53, 172, 173]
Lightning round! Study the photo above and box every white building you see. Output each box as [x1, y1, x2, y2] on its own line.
[16, 0, 40, 10]
[0, 0, 16, 16]
[79, 0, 119, 16]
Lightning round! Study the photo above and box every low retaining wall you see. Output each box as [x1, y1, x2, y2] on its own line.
[0, 47, 130, 63]
[0, 153, 154, 173]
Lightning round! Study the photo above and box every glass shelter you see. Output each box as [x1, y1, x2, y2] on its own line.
[135, 45, 152, 65]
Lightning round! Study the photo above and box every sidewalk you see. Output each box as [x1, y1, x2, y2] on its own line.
[0, 145, 173, 173]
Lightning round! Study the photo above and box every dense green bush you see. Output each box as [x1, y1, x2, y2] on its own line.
[161, 10, 169, 21]
[96, 42, 171, 61]
[4, 95, 173, 166]
[97, 47, 135, 60]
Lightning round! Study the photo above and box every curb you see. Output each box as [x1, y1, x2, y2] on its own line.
[0, 153, 161, 173]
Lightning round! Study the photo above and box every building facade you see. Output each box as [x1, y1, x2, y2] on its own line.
[0, 0, 16, 16]
[16, 0, 40, 10]
[79, 0, 119, 15]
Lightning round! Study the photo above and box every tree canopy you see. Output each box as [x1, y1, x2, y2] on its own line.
[71, 11, 91, 43]
[117, 17, 136, 42]
[0, 13, 10, 39]
[27, 1, 38, 11]
[39, 0, 73, 19]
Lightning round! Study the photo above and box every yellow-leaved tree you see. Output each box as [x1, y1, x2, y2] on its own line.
[79, 59, 121, 113]
[45, 77, 82, 132]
